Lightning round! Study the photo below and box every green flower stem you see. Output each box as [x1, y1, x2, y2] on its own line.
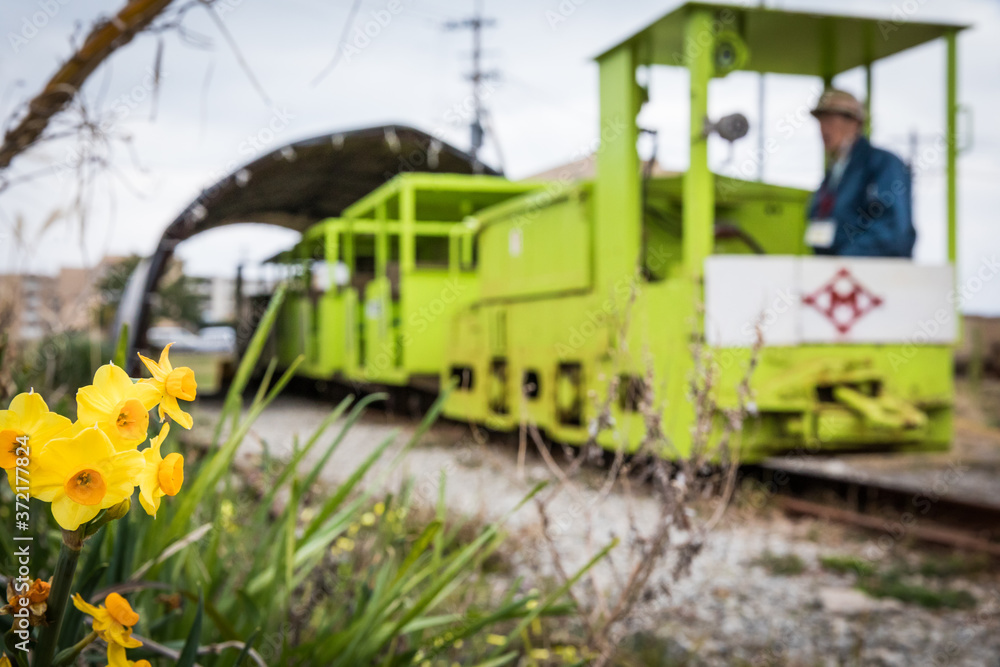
[50, 630, 97, 667]
[32, 529, 84, 667]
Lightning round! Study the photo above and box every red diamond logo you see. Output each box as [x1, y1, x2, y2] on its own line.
[802, 268, 883, 334]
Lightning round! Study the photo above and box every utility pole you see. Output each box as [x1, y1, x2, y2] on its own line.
[444, 0, 498, 172]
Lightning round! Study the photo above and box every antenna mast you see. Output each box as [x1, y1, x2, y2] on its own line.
[444, 0, 498, 171]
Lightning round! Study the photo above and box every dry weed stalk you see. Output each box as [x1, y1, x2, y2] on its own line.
[528, 279, 763, 665]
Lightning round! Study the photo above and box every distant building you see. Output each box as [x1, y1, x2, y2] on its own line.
[0, 256, 127, 341]
[186, 274, 269, 325]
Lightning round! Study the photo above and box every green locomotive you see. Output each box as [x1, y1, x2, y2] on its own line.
[271, 3, 965, 461]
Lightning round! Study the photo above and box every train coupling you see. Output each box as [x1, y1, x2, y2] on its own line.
[830, 385, 928, 432]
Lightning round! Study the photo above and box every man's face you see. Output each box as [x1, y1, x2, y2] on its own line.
[817, 113, 861, 154]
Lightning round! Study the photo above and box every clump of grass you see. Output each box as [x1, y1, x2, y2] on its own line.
[917, 552, 992, 578]
[754, 551, 806, 576]
[819, 551, 983, 610]
[820, 554, 876, 577]
[858, 571, 976, 610]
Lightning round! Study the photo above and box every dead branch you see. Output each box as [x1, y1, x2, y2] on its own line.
[521, 277, 763, 666]
[0, 0, 177, 171]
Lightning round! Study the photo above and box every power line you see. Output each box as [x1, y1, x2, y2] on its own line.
[310, 0, 365, 87]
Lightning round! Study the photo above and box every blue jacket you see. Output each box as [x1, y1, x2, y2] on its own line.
[807, 136, 915, 257]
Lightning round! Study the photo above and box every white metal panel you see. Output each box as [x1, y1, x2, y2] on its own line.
[799, 257, 956, 344]
[704, 256, 799, 347]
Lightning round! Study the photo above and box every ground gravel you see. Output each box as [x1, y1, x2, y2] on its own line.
[189, 392, 1000, 666]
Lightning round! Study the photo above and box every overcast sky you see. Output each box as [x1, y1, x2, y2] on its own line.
[1, 0, 998, 313]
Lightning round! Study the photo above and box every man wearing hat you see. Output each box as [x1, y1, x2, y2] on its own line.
[805, 89, 915, 257]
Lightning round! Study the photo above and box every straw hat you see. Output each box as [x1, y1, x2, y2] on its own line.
[810, 89, 866, 123]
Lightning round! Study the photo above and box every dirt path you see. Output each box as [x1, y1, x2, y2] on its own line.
[188, 393, 1000, 666]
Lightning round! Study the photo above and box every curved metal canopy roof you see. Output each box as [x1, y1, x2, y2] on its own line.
[117, 124, 495, 367]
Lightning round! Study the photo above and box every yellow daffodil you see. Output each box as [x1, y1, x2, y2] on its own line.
[0, 391, 72, 471]
[72, 592, 142, 667]
[0, 655, 10, 667]
[138, 424, 184, 517]
[76, 363, 161, 451]
[31, 426, 144, 530]
[138, 344, 197, 429]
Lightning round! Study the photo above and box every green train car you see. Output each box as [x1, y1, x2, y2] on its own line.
[272, 3, 965, 461]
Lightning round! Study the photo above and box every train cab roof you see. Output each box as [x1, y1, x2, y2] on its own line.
[596, 1, 968, 76]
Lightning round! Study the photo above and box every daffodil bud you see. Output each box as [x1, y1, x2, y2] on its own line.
[106, 497, 131, 521]
[84, 498, 131, 537]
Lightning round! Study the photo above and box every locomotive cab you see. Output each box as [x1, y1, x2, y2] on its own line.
[442, 2, 968, 459]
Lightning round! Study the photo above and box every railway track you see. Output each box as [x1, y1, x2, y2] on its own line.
[743, 461, 1000, 556]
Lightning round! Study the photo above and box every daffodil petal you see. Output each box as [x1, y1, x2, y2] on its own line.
[97, 422, 144, 454]
[132, 382, 162, 411]
[102, 450, 144, 505]
[138, 484, 160, 517]
[27, 465, 65, 502]
[106, 622, 142, 648]
[72, 593, 102, 618]
[137, 352, 167, 383]
[138, 438, 165, 517]
[32, 412, 73, 445]
[75, 385, 115, 426]
[8, 392, 46, 424]
[149, 423, 169, 451]
[92, 365, 136, 405]
[37, 429, 116, 478]
[107, 643, 128, 667]
[51, 494, 102, 530]
[0, 411, 15, 431]
[160, 396, 193, 430]
[157, 343, 174, 373]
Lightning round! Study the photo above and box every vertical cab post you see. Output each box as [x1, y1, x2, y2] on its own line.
[593, 41, 641, 295]
[400, 181, 416, 275]
[946, 29, 960, 340]
[682, 8, 716, 281]
[946, 29, 958, 266]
